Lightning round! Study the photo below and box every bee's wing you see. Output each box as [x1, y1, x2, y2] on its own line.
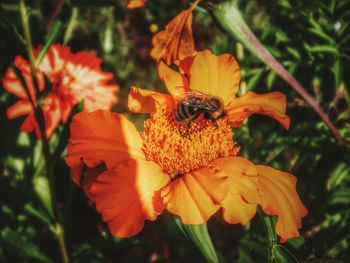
[173, 89, 208, 102]
[171, 87, 190, 101]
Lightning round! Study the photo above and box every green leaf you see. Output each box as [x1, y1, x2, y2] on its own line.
[72, 243, 104, 263]
[286, 47, 301, 61]
[246, 68, 264, 91]
[272, 245, 300, 263]
[0, 4, 25, 45]
[1, 227, 54, 263]
[328, 188, 350, 205]
[24, 203, 54, 231]
[267, 70, 277, 89]
[304, 44, 339, 54]
[307, 28, 335, 44]
[32, 176, 53, 219]
[326, 163, 350, 191]
[174, 217, 219, 263]
[35, 20, 65, 66]
[17, 132, 31, 147]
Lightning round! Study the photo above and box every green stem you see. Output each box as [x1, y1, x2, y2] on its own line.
[18, 1, 69, 262]
[63, 7, 78, 45]
[18, 0, 39, 95]
[343, 83, 350, 108]
[258, 209, 277, 263]
[209, 1, 344, 145]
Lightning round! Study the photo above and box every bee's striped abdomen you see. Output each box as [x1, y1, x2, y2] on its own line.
[176, 103, 192, 121]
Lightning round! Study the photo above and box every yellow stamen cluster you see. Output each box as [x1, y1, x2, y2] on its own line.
[141, 110, 239, 176]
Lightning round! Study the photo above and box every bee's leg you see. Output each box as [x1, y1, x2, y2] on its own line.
[189, 112, 203, 127]
[204, 112, 220, 127]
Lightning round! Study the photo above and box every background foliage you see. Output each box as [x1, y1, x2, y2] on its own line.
[0, 0, 349, 262]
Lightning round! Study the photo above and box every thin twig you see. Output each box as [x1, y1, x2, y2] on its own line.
[45, 0, 65, 30]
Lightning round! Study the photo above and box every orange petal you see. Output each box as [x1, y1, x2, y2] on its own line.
[7, 100, 32, 119]
[158, 61, 189, 99]
[226, 91, 291, 129]
[2, 56, 45, 101]
[20, 114, 37, 134]
[161, 164, 229, 224]
[181, 50, 240, 106]
[213, 157, 261, 225]
[42, 93, 62, 138]
[150, 1, 198, 65]
[80, 164, 106, 202]
[257, 165, 308, 241]
[127, 0, 146, 9]
[65, 110, 145, 184]
[38, 44, 70, 76]
[90, 159, 170, 237]
[128, 86, 176, 113]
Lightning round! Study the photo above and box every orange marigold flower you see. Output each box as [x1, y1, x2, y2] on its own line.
[2, 44, 119, 138]
[150, 0, 199, 65]
[127, 0, 146, 9]
[65, 50, 307, 241]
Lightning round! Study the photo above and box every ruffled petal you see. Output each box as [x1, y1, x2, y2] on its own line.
[127, 0, 146, 9]
[7, 100, 32, 119]
[181, 50, 240, 106]
[80, 164, 106, 201]
[128, 86, 176, 113]
[91, 159, 170, 237]
[161, 164, 229, 224]
[256, 165, 308, 242]
[213, 157, 261, 225]
[226, 91, 290, 129]
[150, 1, 197, 65]
[65, 110, 145, 183]
[158, 61, 189, 99]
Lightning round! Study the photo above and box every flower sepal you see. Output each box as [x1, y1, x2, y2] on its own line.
[173, 216, 219, 263]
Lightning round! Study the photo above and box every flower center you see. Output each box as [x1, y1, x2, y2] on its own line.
[141, 110, 239, 176]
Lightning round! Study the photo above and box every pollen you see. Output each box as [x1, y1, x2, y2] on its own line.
[141, 110, 239, 176]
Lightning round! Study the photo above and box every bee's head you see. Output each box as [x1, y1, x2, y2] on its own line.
[207, 97, 222, 112]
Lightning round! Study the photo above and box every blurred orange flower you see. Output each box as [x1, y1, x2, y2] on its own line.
[127, 0, 146, 9]
[65, 50, 307, 241]
[150, 0, 199, 65]
[2, 44, 119, 138]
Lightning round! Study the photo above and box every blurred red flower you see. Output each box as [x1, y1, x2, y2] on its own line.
[2, 44, 119, 138]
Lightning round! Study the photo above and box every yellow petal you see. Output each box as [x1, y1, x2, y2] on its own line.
[226, 91, 290, 129]
[158, 61, 189, 99]
[128, 86, 176, 113]
[213, 157, 261, 225]
[257, 165, 308, 241]
[181, 50, 240, 106]
[161, 164, 229, 224]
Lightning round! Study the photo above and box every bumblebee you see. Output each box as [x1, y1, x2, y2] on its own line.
[175, 91, 225, 123]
